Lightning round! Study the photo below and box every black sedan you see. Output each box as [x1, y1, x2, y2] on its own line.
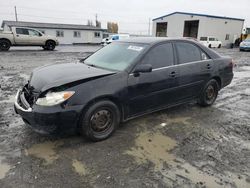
[14, 37, 234, 141]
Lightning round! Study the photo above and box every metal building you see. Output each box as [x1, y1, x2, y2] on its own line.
[1, 20, 107, 44]
[152, 12, 245, 46]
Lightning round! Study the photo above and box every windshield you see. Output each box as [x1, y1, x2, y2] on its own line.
[85, 43, 148, 71]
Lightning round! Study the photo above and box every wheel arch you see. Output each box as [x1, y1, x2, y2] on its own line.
[45, 39, 56, 45]
[211, 76, 222, 89]
[77, 95, 124, 128]
[0, 38, 12, 45]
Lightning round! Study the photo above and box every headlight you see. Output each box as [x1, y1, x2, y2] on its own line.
[36, 91, 75, 106]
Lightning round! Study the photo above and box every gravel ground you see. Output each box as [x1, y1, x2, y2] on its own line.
[0, 46, 250, 188]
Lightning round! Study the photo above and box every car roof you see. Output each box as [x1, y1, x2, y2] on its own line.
[117, 37, 197, 45]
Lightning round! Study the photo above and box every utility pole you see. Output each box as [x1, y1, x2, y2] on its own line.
[95, 14, 98, 22]
[14, 6, 18, 22]
[148, 18, 151, 36]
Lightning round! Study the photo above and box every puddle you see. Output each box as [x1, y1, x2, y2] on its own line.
[165, 117, 191, 125]
[72, 159, 87, 176]
[126, 131, 250, 187]
[0, 156, 11, 179]
[25, 141, 63, 165]
[227, 172, 250, 188]
[163, 162, 223, 188]
[125, 131, 177, 170]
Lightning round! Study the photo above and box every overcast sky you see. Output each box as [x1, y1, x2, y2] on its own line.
[0, 0, 249, 34]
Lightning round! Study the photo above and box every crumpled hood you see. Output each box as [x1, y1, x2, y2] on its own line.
[29, 63, 115, 92]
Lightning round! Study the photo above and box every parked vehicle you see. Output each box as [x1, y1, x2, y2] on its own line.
[14, 37, 234, 141]
[101, 34, 130, 46]
[199, 36, 222, 48]
[0, 27, 59, 51]
[239, 38, 250, 51]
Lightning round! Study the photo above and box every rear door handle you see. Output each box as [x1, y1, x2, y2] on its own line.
[169, 71, 177, 78]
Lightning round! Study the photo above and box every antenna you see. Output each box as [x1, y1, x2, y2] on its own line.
[148, 18, 151, 36]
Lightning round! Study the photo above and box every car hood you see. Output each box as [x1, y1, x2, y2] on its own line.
[29, 63, 115, 92]
[241, 41, 250, 46]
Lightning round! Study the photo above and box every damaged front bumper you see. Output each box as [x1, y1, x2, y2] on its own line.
[14, 89, 83, 134]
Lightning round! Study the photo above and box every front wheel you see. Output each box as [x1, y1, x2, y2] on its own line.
[208, 44, 212, 48]
[198, 79, 219, 107]
[218, 44, 221, 48]
[0, 39, 11, 51]
[80, 100, 120, 141]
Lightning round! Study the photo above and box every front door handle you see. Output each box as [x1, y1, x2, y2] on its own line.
[207, 64, 211, 69]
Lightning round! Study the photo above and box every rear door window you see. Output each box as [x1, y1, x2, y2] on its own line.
[16, 28, 29, 35]
[209, 38, 215, 41]
[143, 43, 174, 69]
[175, 42, 202, 64]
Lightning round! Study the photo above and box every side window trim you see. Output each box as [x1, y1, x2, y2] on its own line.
[174, 41, 211, 65]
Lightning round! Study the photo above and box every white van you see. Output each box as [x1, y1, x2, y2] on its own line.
[199, 36, 222, 48]
[101, 34, 130, 46]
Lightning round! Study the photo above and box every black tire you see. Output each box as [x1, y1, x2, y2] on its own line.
[218, 44, 221, 48]
[240, 49, 244, 52]
[45, 41, 55, 51]
[208, 44, 212, 48]
[80, 100, 120, 141]
[198, 79, 219, 107]
[42, 46, 47, 50]
[0, 39, 11, 51]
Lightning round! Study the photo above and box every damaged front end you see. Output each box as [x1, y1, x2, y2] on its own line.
[14, 83, 83, 135]
[15, 84, 39, 112]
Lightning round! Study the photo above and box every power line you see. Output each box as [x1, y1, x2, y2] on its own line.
[15, 5, 149, 19]
[2, 5, 149, 24]
[17, 13, 149, 25]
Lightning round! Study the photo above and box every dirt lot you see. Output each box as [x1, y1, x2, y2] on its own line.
[0, 46, 250, 188]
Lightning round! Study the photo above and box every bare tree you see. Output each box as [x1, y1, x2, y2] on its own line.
[96, 20, 101, 28]
[107, 22, 119, 33]
[87, 20, 93, 26]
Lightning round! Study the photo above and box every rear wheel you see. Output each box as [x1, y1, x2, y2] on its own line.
[44, 41, 55, 51]
[0, 39, 11, 51]
[218, 44, 221, 48]
[198, 79, 219, 107]
[208, 44, 212, 48]
[80, 100, 120, 141]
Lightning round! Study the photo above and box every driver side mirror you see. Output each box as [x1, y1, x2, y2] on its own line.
[133, 64, 152, 76]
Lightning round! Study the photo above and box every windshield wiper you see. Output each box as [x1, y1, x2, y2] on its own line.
[86, 64, 97, 68]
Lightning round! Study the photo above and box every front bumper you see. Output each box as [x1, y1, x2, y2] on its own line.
[14, 89, 83, 134]
[240, 46, 250, 50]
